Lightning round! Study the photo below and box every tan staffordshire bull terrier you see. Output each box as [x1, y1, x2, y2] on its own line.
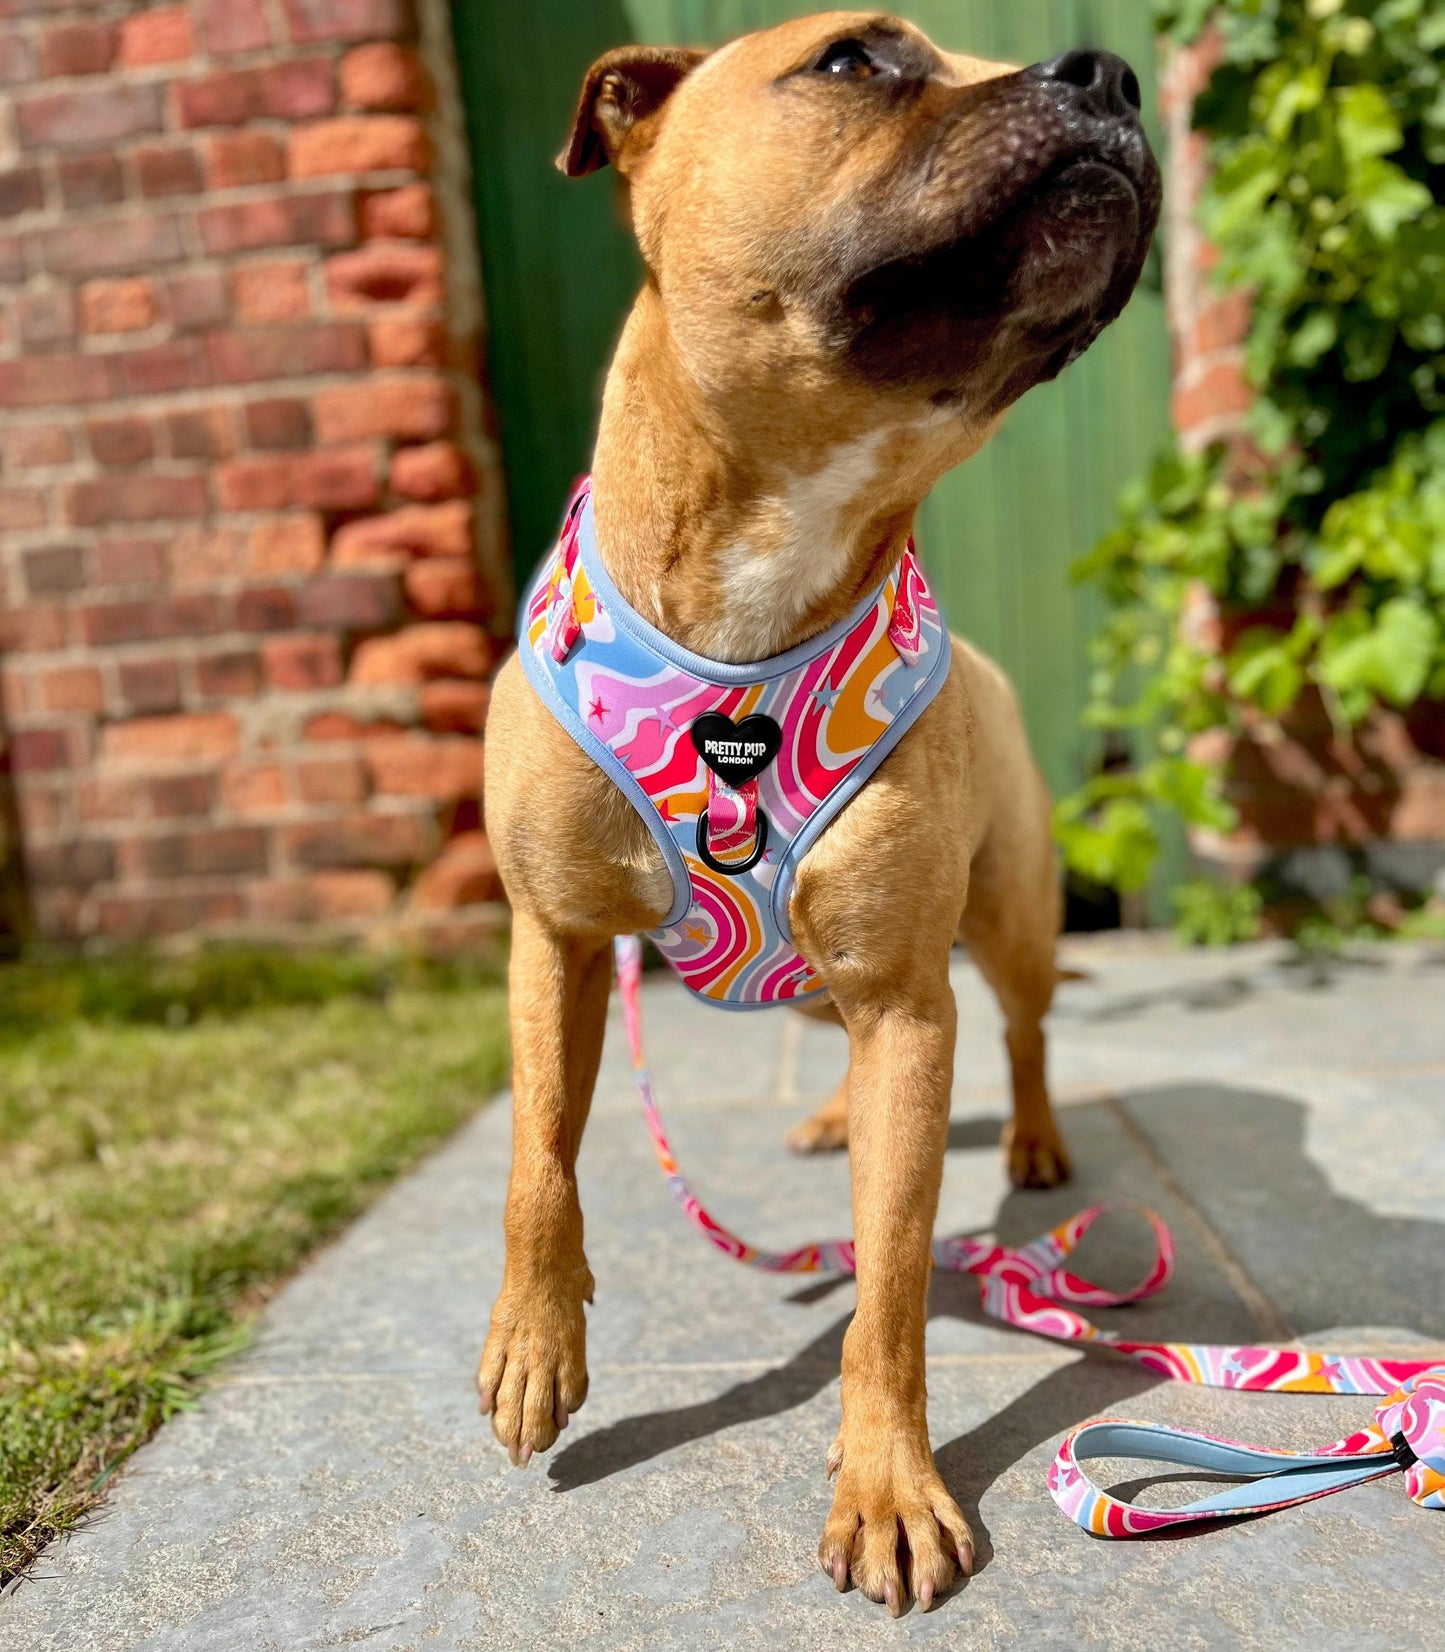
[479, 11, 1159, 1614]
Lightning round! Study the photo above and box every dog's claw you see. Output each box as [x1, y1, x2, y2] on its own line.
[831, 1553, 848, 1592]
[919, 1579, 934, 1612]
[957, 1540, 974, 1577]
[884, 1576, 901, 1617]
[477, 1385, 494, 1415]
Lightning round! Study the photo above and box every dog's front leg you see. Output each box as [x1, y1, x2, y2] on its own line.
[819, 974, 972, 1613]
[477, 909, 609, 1464]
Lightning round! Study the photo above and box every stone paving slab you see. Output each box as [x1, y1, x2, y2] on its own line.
[4, 940, 1444, 1652]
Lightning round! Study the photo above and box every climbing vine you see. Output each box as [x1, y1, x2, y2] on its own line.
[1055, 0, 1445, 935]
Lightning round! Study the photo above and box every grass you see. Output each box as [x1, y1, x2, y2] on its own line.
[0, 945, 509, 1586]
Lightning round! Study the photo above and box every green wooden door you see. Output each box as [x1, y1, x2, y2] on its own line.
[452, 1, 1169, 799]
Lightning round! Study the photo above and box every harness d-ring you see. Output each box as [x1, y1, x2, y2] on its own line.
[695, 807, 769, 875]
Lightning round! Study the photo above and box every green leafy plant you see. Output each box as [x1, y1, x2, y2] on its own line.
[1056, 0, 1445, 924]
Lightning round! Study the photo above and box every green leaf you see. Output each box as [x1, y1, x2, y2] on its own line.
[1335, 84, 1404, 163]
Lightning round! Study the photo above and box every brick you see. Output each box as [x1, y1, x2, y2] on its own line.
[325, 242, 442, 309]
[119, 656, 183, 713]
[314, 376, 453, 444]
[16, 288, 76, 349]
[11, 727, 78, 772]
[40, 665, 104, 714]
[23, 544, 84, 592]
[360, 181, 433, 239]
[249, 514, 325, 574]
[17, 783, 66, 836]
[1172, 360, 1252, 436]
[195, 0, 271, 55]
[207, 131, 286, 189]
[95, 891, 246, 940]
[79, 277, 156, 334]
[282, 810, 433, 869]
[137, 142, 205, 198]
[368, 316, 446, 367]
[170, 522, 247, 588]
[79, 593, 225, 647]
[148, 773, 215, 816]
[121, 825, 267, 879]
[217, 445, 380, 512]
[283, 0, 416, 46]
[244, 397, 313, 449]
[349, 621, 491, 685]
[296, 754, 366, 804]
[231, 260, 312, 323]
[219, 765, 287, 817]
[167, 268, 229, 331]
[93, 536, 165, 585]
[208, 321, 365, 384]
[118, 340, 210, 397]
[0, 236, 25, 286]
[331, 500, 471, 565]
[1395, 770, 1445, 841]
[43, 215, 184, 278]
[262, 632, 342, 690]
[178, 60, 334, 128]
[0, 355, 112, 409]
[390, 440, 473, 502]
[408, 829, 500, 909]
[303, 710, 407, 741]
[199, 190, 357, 255]
[1192, 290, 1253, 357]
[289, 115, 426, 178]
[196, 649, 262, 698]
[68, 473, 209, 527]
[88, 415, 155, 469]
[19, 83, 160, 150]
[236, 585, 297, 631]
[102, 711, 238, 766]
[404, 558, 485, 618]
[420, 679, 488, 734]
[56, 151, 124, 209]
[0, 166, 44, 218]
[0, 487, 48, 532]
[167, 406, 234, 460]
[0, 604, 68, 653]
[39, 20, 115, 78]
[118, 7, 191, 67]
[309, 869, 394, 917]
[28, 838, 115, 888]
[0, 32, 31, 85]
[340, 43, 428, 112]
[7, 424, 72, 469]
[296, 571, 401, 630]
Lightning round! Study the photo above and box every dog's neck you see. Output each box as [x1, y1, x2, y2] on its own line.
[589, 288, 964, 663]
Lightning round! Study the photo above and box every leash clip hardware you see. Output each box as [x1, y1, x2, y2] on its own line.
[695, 807, 769, 876]
[1389, 1429, 1418, 1471]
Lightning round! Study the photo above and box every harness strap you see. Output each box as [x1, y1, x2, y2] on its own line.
[615, 934, 1445, 1535]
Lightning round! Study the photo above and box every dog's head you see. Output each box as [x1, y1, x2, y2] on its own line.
[560, 12, 1160, 432]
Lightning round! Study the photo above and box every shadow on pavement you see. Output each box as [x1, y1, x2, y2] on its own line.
[548, 1080, 1445, 1578]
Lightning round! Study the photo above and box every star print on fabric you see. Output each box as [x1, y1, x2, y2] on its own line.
[1222, 1355, 1250, 1382]
[656, 705, 681, 733]
[1316, 1361, 1341, 1385]
[682, 922, 710, 945]
[811, 682, 840, 711]
[587, 694, 608, 723]
[869, 667, 916, 719]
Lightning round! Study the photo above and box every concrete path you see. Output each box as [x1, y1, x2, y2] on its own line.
[5, 939, 1445, 1652]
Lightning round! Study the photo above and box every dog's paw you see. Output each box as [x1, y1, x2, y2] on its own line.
[1002, 1117, 1071, 1189]
[818, 1431, 973, 1614]
[477, 1271, 591, 1466]
[784, 1108, 848, 1154]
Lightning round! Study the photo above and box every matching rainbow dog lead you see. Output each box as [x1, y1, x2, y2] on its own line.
[616, 933, 1445, 1536]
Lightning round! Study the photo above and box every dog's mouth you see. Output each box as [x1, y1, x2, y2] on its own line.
[829, 89, 1161, 408]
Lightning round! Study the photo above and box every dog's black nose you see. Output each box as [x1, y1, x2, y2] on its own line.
[1026, 49, 1142, 121]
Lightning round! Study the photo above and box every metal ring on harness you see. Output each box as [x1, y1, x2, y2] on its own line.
[695, 807, 769, 875]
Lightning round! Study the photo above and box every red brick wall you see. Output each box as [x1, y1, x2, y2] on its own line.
[0, 0, 510, 943]
[1162, 34, 1445, 902]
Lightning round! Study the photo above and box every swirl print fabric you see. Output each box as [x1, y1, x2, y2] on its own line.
[519, 481, 951, 1008]
[616, 933, 1445, 1538]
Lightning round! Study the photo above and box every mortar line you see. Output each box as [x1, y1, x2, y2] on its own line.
[1104, 1092, 1296, 1344]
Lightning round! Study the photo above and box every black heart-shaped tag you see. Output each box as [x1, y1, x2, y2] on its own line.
[689, 712, 782, 784]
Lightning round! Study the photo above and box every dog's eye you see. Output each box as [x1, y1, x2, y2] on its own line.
[813, 39, 876, 79]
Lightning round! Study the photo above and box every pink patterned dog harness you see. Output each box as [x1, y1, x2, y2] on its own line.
[519, 479, 951, 1007]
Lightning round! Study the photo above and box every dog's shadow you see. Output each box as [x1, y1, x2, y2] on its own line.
[547, 1080, 1445, 1584]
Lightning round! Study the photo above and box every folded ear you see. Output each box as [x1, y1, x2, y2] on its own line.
[557, 45, 707, 178]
